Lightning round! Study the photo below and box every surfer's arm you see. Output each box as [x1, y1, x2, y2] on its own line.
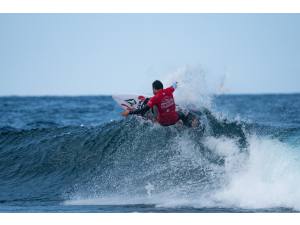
[128, 104, 150, 116]
[122, 97, 154, 117]
[172, 81, 178, 89]
[165, 82, 178, 93]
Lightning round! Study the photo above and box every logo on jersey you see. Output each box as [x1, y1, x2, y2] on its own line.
[160, 96, 175, 109]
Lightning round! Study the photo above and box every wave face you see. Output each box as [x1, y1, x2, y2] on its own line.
[0, 94, 300, 211]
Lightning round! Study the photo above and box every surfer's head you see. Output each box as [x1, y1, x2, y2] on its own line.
[152, 80, 163, 94]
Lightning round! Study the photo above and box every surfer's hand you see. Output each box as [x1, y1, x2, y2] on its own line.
[172, 81, 178, 89]
[121, 110, 130, 117]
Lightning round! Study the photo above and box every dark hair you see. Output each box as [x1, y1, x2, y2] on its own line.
[152, 80, 163, 90]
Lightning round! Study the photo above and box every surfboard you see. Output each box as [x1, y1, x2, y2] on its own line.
[112, 95, 149, 111]
[113, 94, 157, 121]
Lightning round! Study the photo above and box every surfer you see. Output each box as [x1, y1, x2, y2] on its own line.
[122, 80, 197, 127]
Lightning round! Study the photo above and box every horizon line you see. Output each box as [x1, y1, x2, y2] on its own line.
[0, 92, 300, 98]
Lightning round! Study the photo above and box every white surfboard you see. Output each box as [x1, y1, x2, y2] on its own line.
[112, 94, 149, 111]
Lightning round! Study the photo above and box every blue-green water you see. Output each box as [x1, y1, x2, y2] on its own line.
[0, 94, 300, 212]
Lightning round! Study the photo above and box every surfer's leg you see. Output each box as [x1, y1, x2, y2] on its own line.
[151, 105, 159, 122]
[177, 111, 190, 127]
[152, 105, 158, 117]
[177, 111, 199, 128]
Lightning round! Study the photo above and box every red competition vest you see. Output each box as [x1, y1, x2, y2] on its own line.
[147, 86, 179, 126]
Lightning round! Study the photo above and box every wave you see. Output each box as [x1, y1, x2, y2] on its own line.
[1, 106, 300, 211]
[0, 108, 246, 202]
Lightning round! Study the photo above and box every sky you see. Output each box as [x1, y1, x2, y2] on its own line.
[0, 14, 300, 96]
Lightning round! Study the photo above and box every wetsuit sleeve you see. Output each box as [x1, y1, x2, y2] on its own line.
[129, 104, 150, 115]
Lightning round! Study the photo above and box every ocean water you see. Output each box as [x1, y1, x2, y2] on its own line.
[0, 94, 300, 212]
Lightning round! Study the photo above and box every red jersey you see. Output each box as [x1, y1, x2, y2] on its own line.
[147, 86, 179, 126]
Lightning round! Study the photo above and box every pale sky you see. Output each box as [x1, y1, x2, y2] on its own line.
[0, 14, 300, 96]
